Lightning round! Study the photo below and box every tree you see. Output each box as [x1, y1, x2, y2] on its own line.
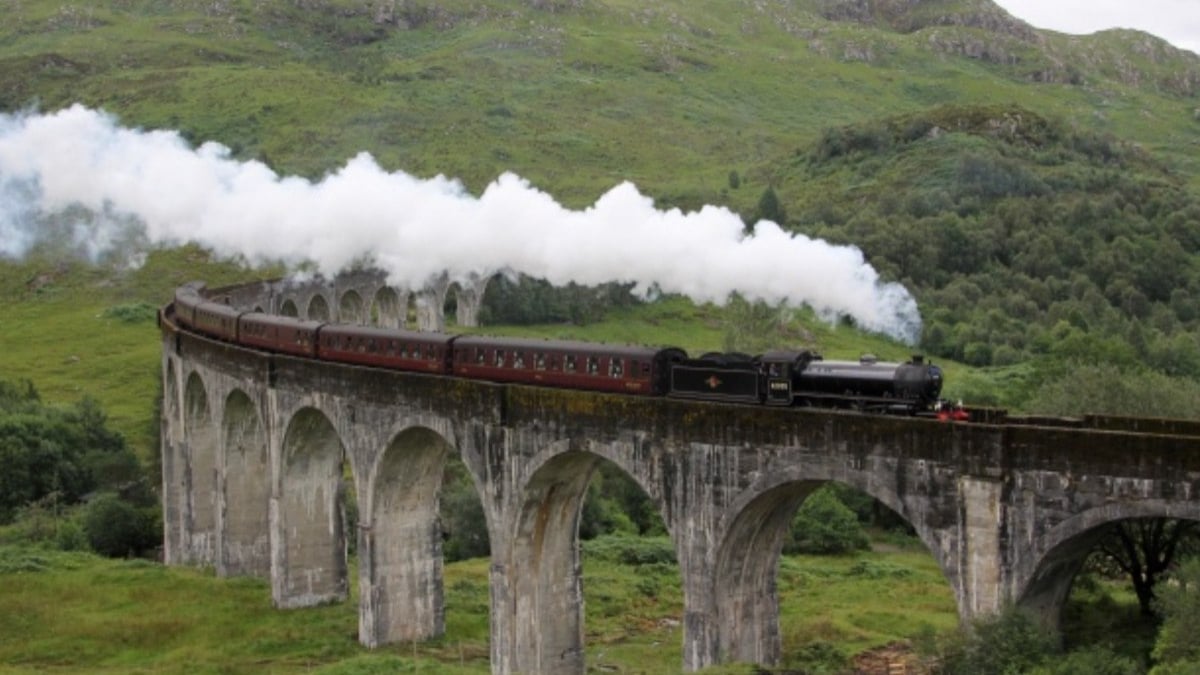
[721, 293, 787, 354]
[1152, 557, 1200, 672]
[785, 485, 869, 555]
[0, 381, 145, 523]
[753, 186, 786, 226]
[1087, 519, 1199, 617]
[1024, 362, 1200, 421]
[440, 460, 490, 562]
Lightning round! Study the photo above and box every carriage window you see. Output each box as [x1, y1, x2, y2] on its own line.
[534, 353, 547, 370]
[587, 356, 599, 375]
[367, 339, 377, 353]
[495, 349, 505, 367]
[476, 348, 486, 364]
[514, 351, 526, 368]
[565, 355, 577, 372]
[610, 358, 623, 377]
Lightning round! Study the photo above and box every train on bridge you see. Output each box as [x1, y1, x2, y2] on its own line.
[170, 283, 964, 418]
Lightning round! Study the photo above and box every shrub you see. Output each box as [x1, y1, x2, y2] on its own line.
[82, 493, 158, 558]
[935, 607, 1058, 675]
[102, 302, 158, 323]
[785, 486, 870, 555]
[783, 640, 849, 674]
[582, 534, 676, 566]
[1032, 645, 1143, 675]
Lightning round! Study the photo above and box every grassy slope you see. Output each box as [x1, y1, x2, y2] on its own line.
[0, 246, 277, 454]
[3, 0, 1198, 210]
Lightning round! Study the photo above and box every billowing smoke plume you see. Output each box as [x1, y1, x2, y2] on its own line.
[0, 104, 922, 342]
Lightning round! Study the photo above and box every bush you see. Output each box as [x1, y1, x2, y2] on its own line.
[102, 302, 158, 323]
[582, 534, 676, 566]
[82, 493, 158, 558]
[935, 607, 1058, 675]
[1032, 645, 1143, 675]
[54, 518, 89, 552]
[783, 640, 849, 674]
[0, 383, 143, 524]
[785, 486, 870, 555]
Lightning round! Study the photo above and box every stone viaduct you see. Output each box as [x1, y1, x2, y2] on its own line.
[160, 277, 1200, 674]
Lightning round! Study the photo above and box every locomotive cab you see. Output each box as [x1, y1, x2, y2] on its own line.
[758, 350, 820, 406]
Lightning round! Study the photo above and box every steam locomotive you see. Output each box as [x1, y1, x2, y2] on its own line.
[169, 283, 954, 417]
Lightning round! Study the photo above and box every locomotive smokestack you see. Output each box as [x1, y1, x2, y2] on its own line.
[0, 105, 923, 343]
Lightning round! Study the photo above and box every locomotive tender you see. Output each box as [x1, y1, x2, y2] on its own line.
[169, 283, 950, 416]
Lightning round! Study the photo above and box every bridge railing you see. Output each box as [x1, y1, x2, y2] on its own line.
[1004, 412, 1200, 438]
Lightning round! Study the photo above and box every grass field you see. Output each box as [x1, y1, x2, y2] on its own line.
[0, 535, 965, 674]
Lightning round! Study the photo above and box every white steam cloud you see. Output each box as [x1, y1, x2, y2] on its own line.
[0, 104, 922, 342]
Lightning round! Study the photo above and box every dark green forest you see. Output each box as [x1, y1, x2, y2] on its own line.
[785, 105, 1200, 374]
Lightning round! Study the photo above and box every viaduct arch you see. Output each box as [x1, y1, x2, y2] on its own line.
[161, 281, 1200, 674]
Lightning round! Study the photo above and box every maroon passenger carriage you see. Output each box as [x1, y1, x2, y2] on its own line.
[317, 324, 456, 374]
[451, 335, 684, 396]
[239, 313, 322, 358]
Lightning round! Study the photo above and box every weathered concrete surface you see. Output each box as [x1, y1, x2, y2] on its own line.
[162, 312, 1200, 674]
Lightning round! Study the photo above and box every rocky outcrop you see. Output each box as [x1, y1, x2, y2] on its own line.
[816, 0, 1038, 42]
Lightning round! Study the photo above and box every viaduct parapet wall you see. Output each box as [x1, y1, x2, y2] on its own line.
[205, 269, 491, 330]
[161, 285, 1200, 674]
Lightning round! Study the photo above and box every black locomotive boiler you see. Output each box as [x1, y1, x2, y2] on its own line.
[667, 350, 943, 413]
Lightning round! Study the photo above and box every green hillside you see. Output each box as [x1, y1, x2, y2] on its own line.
[3, 0, 1200, 434]
[784, 104, 1200, 373]
[3, 0, 1198, 202]
[2, 4, 1199, 672]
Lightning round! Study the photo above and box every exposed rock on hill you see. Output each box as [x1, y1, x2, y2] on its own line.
[815, 0, 1038, 41]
